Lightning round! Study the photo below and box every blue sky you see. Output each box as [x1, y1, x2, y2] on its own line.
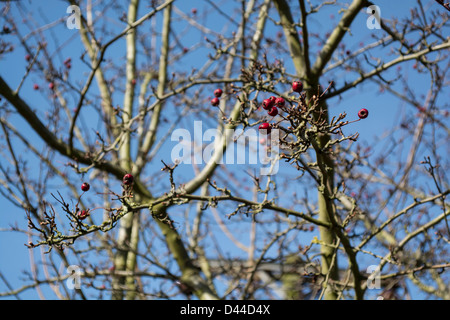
[1, 0, 448, 300]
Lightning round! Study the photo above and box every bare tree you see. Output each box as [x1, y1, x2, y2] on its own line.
[0, 0, 448, 300]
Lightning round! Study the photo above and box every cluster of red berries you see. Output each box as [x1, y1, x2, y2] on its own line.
[258, 80, 304, 135]
[64, 57, 72, 69]
[77, 182, 91, 220]
[263, 95, 285, 116]
[211, 88, 223, 106]
[26, 54, 45, 91]
[76, 173, 134, 220]
[79, 173, 134, 192]
[258, 96, 284, 135]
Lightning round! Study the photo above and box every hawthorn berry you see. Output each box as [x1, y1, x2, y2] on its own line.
[211, 97, 220, 106]
[214, 88, 223, 98]
[48, 82, 55, 90]
[77, 210, 89, 220]
[292, 81, 303, 93]
[262, 98, 274, 110]
[358, 108, 369, 119]
[81, 182, 90, 192]
[123, 173, 134, 185]
[25, 54, 31, 61]
[131, 79, 137, 86]
[258, 122, 271, 135]
[33, 84, 39, 90]
[275, 97, 285, 107]
[268, 106, 278, 117]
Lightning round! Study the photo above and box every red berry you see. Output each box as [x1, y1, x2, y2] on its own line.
[358, 108, 369, 119]
[131, 79, 136, 85]
[258, 122, 271, 135]
[77, 210, 89, 220]
[81, 182, 90, 192]
[214, 88, 223, 97]
[25, 54, 31, 61]
[65, 63, 72, 69]
[268, 106, 278, 117]
[64, 57, 71, 65]
[262, 98, 274, 110]
[123, 173, 134, 185]
[275, 97, 285, 107]
[33, 84, 39, 90]
[191, 8, 197, 14]
[211, 97, 220, 106]
[48, 82, 55, 90]
[292, 81, 303, 93]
